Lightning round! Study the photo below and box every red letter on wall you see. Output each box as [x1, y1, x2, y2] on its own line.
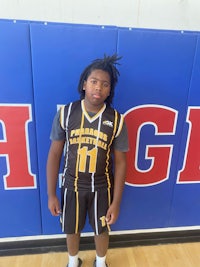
[0, 104, 36, 189]
[125, 105, 177, 186]
[177, 107, 200, 183]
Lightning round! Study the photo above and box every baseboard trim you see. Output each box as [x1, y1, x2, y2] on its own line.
[1, 229, 200, 256]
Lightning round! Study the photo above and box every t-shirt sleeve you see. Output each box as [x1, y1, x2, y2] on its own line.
[50, 109, 66, 140]
[113, 118, 129, 152]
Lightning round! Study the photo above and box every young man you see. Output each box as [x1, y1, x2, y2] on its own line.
[47, 54, 128, 267]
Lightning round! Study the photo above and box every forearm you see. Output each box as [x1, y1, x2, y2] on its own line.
[113, 157, 126, 206]
[112, 152, 127, 206]
[47, 155, 60, 197]
[46, 141, 64, 197]
[106, 151, 127, 224]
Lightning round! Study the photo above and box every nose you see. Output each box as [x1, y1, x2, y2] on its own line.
[95, 81, 102, 91]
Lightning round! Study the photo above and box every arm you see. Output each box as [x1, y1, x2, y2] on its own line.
[106, 150, 127, 225]
[46, 140, 65, 216]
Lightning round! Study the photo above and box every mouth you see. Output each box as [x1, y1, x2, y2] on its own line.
[93, 94, 101, 99]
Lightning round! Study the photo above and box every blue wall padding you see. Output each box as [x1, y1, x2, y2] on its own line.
[169, 35, 200, 226]
[0, 20, 41, 237]
[114, 29, 198, 230]
[0, 19, 200, 237]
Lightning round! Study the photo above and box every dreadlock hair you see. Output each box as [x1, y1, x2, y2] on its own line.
[78, 54, 121, 106]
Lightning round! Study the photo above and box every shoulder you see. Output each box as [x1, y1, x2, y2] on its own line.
[104, 106, 125, 137]
[60, 100, 80, 117]
[59, 100, 81, 129]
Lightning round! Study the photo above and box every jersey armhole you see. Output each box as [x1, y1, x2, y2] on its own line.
[115, 113, 124, 138]
[60, 102, 73, 130]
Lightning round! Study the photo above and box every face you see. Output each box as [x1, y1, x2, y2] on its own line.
[83, 69, 111, 112]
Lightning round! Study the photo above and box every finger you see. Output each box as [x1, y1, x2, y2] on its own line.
[106, 213, 113, 224]
[56, 208, 61, 215]
[50, 206, 59, 216]
[106, 214, 111, 223]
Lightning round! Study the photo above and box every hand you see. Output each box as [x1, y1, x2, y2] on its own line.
[48, 195, 61, 216]
[106, 203, 120, 225]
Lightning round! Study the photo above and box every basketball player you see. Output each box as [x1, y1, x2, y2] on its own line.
[47, 54, 128, 267]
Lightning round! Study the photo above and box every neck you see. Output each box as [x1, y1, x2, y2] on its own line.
[83, 99, 105, 113]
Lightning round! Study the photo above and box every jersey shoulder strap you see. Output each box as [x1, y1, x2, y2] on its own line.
[59, 100, 81, 130]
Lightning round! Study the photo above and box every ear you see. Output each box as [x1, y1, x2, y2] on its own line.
[83, 80, 86, 90]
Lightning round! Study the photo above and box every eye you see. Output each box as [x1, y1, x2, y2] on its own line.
[90, 79, 97, 84]
[103, 82, 110, 88]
